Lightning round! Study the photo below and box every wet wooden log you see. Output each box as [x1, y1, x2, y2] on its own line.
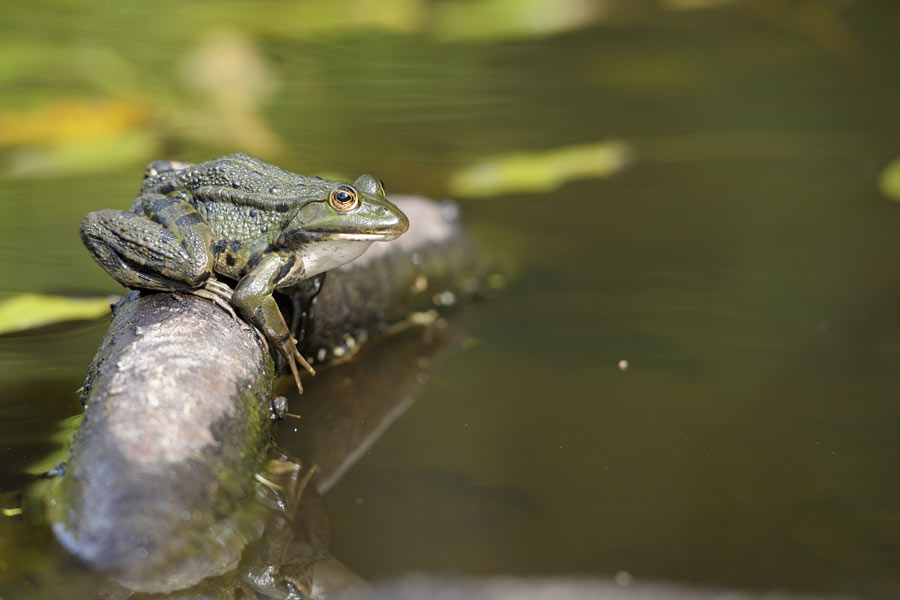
[47, 196, 484, 594]
[49, 290, 274, 593]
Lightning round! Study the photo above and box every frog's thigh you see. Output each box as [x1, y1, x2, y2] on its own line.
[139, 192, 215, 284]
[80, 209, 208, 291]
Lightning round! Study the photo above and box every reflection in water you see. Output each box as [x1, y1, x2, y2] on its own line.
[280, 309, 474, 494]
[264, 310, 473, 598]
[149, 308, 472, 598]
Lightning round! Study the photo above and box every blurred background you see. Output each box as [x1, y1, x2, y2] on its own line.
[2, 0, 900, 597]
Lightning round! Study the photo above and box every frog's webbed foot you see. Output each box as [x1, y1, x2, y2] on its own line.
[277, 335, 316, 394]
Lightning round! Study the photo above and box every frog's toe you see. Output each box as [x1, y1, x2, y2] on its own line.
[204, 278, 235, 303]
[291, 338, 316, 377]
[252, 327, 270, 353]
[190, 278, 241, 320]
[279, 340, 315, 395]
[286, 356, 305, 394]
[191, 287, 238, 320]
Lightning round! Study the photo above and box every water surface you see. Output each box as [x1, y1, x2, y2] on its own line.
[2, 1, 900, 597]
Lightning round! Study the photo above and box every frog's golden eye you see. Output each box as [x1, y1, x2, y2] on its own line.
[329, 185, 359, 212]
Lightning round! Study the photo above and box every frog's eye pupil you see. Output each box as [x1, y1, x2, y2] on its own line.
[335, 191, 352, 202]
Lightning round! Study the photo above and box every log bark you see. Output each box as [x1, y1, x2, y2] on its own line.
[47, 196, 483, 594]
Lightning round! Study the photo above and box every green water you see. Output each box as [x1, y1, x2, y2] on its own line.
[3, 0, 900, 597]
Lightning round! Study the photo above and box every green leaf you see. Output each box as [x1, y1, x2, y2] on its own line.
[5, 132, 158, 178]
[879, 157, 900, 201]
[448, 140, 631, 198]
[0, 293, 117, 335]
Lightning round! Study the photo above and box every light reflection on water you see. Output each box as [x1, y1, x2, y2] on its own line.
[2, 1, 900, 597]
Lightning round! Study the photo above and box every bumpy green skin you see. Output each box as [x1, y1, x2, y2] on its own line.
[79, 153, 408, 392]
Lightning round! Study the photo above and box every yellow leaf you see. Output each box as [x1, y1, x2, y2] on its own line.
[6, 132, 158, 177]
[0, 98, 149, 146]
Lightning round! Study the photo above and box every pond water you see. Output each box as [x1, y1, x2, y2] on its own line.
[2, 1, 900, 597]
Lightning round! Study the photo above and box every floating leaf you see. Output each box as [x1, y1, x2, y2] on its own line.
[5, 132, 158, 178]
[434, 0, 606, 41]
[0, 293, 117, 335]
[879, 157, 900, 202]
[661, 0, 736, 10]
[0, 97, 158, 177]
[0, 98, 149, 147]
[449, 140, 631, 197]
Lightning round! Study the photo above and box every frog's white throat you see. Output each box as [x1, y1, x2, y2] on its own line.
[299, 238, 375, 279]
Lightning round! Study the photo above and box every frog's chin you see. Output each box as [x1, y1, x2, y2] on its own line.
[300, 237, 377, 279]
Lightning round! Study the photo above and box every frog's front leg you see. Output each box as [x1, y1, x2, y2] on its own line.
[232, 253, 316, 394]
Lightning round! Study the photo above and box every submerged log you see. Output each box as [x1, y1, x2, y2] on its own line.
[333, 575, 832, 600]
[47, 196, 484, 594]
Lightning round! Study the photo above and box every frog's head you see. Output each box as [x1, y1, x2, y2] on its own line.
[278, 174, 410, 278]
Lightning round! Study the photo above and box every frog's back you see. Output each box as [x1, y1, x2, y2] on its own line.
[134, 154, 336, 249]
[140, 153, 320, 203]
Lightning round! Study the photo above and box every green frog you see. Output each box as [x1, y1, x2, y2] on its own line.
[80, 153, 409, 393]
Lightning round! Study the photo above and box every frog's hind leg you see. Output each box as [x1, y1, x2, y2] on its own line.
[80, 209, 209, 291]
[81, 194, 214, 290]
[81, 204, 257, 333]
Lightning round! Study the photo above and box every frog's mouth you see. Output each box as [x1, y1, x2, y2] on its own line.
[321, 232, 403, 241]
[281, 229, 403, 247]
